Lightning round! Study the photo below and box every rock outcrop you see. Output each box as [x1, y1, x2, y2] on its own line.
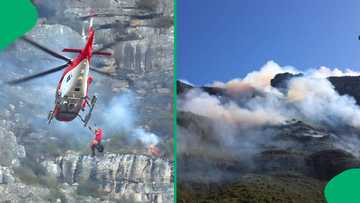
[0, 1, 174, 201]
[270, 72, 303, 92]
[176, 80, 193, 95]
[0, 120, 26, 168]
[0, 119, 173, 203]
[42, 151, 173, 203]
[306, 149, 360, 180]
[177, 80, 227, 97]
[0, 118, 51, 202]
[328, 76, 360, 105]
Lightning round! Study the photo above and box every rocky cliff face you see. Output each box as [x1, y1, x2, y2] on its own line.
[328, 76, 360, 105]
[0, 117, 173, 203]
[0, 120, 26, 168]
[42, 151, 173, 202]
[0, 119, 48, 202]
[0, 0, 173, 202]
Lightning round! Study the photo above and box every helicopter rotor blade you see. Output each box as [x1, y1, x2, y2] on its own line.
[90, 66, 116, 77]
[7, 64, 68, 85]
[90, 66, 134, 86]
[21, 36, 71, 63]
[93, 42, 117, 53]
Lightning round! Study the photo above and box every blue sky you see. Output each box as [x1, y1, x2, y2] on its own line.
[177, 0, 360, 85]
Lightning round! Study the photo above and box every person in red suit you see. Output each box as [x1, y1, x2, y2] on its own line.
[89, 127, 104, 157]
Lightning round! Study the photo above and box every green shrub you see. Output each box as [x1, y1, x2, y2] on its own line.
[13, 165, 38, 185]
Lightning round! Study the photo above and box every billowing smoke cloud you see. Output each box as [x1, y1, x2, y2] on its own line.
[178, 60, 360, 179]
[99, 92, 135, 134]
[180, 60, 360, 129]
[211, 61, 298, 90]
[309, 66, 360, 78]
[96, 92, 160, 146]
[287, 77, 360, 127]
[178, 61, 360, 184]
[132, 128, 160, 145]
[180, 89, 286, 126]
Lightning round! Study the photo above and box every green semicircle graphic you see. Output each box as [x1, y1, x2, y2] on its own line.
[0, 1, 38, 50]
[325, 169, 360, 203]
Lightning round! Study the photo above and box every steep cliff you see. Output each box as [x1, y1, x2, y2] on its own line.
[42, 151, 173, 202]
[0, 117, 173, 202]
[0, 0, 173, 202]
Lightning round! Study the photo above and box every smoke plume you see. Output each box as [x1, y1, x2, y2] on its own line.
[180, 60, 360, 128]
[178, 60, 360, 174]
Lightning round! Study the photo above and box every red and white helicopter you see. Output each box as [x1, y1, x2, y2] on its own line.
[7, 19, 114, 126]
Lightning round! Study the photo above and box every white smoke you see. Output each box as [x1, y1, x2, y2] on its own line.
[309, 66, 360, 78]
[180, 60, 360, 129]
[132, 128, 160, 145]
[287, 77, 360, 127]
[97, 92, 160, 146]
[211, 61, 298, 92]
[178, 60, 360, 182]
[180, 89, 286, 126]
[99, 92, 135, 133]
